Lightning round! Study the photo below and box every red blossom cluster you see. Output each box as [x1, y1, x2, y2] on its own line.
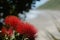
[1, 16, 37, 40]
[4, 16, 21, 27]
[1, 27, 13, 36]
[16, 22, 37, 37]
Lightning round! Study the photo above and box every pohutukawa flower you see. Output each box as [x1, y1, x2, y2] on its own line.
[3, 15, 37, 40]
[1, 27, 13, 37]
[4, 16, 23, 28]
[16, 22, 37, 38]
[23, 23, 37, 38]
[15, 22, 25, 34]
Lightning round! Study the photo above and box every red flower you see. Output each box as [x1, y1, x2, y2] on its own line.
[1, 27, 13, 36]
[15, 22, 25, 34]
[4, 16, 22, 28]
[4, 15, 37, 39]
[23, 23, 37, 38]
[16, 22, 37, 38]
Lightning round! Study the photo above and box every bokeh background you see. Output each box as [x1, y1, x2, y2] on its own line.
[27, 0, 60, 40]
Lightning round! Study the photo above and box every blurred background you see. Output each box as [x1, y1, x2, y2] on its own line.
[27, 0, 60, 40]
